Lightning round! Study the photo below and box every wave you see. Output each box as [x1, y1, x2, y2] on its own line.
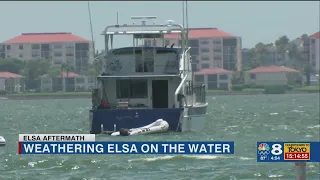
[128, 155, 242, 163]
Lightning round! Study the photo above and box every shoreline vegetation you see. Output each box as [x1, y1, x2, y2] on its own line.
[1, 85, 319, 100]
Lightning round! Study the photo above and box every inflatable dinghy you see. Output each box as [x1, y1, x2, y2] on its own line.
[0, 136, 6, 146]
[111, 119, 169, 136]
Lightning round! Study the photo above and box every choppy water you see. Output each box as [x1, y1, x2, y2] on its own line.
[0, 94, 319, 180]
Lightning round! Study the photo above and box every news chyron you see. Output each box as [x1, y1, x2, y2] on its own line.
[257, 142, 320, 162]
[18, 134, 235, 155]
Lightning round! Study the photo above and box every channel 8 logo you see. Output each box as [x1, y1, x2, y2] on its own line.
[270, 144, 283, 156]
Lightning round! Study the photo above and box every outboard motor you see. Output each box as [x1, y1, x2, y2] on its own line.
[119, 128, 130, 136]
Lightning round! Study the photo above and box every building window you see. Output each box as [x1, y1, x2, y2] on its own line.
[116, 79, 148, 99]
[65, 43, 74, 48]
[188, 40, 199, 47]
[214, 56, 222, 60]
[75, 43, 89, 50]
[76, 78, 85, 83]
[19, 44, 23, 50]
[213, 40, 221, 44]
[19, 53, 23, 58]
[201, 63, 210, 69]
[0, 45, 5, 51]
[31, 44, 40, 50]
[0, 53, 5, 59]
[42, 78, 51, 84]
[250, 73, 256, 79]
[54, 51, 62, 57]
[32, 51, 40, 57]
[201, 48, 210, 53]
[191, 56, 198, 63]
[219, 83, 228, 90]
[208, 74, 217, 81]
[195, 75, 204, 82]
[207, 82, 217, 90]
[219, 74, 228, 80]
[66, 53, 74, 57]
[201, 56, 210, 61]
[6, 45, 11, 50]
[200, 40, 209, 45]
[53, 43, 63, 49]
[190, 48, 199, 55]
[192, 64, 198, 72]
[214, 48, 222, 52]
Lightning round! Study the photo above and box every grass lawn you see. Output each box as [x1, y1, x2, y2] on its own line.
[242, 88, 265, 92]
[8, 92, 91, 96]
[207, 90, 227, 93]
[294, 86, 320, 91]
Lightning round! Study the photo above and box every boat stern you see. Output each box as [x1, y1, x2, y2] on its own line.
[89, 108, 183, 134]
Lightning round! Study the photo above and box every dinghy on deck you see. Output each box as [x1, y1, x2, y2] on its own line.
[111, 119, 169, 136]
[0, 136, 6, 146]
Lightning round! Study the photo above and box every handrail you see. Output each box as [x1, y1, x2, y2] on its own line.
[179, 47, 191, 73]
[174, 74, 188, 108]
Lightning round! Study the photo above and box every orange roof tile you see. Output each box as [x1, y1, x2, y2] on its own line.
[309, 31, 320, 39]
[4, 33, 89, 44]
[247, 66, 300, 73]
[41, 72, 81, 78]
[194, 68, 233, 75]
[0, 72, 23, 78]
[165, 28, 235, 39]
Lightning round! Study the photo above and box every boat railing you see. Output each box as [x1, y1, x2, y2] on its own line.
[194, 84, 206, 103]
[92, 88, 100, 110]
[174, 74, 188, 108]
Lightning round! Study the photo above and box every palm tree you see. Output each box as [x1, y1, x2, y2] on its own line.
[275, 35, 290, 53]
[61, 63, 73, 92]
[254, 42, 267, 65]
[304, 64, 312, 86]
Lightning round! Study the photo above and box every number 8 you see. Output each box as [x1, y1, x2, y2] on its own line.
[271, 144, 283, 155]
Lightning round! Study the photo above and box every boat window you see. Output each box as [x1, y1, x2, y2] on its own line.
[116, 79, 148, 99]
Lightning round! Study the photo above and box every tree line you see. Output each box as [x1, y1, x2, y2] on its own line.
[243, 34, 314, 74]
[0, 58, 99, 90]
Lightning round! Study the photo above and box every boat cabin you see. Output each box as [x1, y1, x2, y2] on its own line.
[95, 17, 188, 110]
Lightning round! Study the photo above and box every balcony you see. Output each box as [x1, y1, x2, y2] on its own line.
[41, 51, 51, 59]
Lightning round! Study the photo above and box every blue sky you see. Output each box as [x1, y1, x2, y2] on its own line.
[0, 1, 319, 50]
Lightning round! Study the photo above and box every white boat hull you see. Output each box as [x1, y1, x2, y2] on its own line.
[111, 119, 169, 136]
[180, 114, 207, 132]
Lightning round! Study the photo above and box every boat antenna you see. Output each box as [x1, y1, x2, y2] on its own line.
[116, 12, 119, 25]
[185, 0, 189, 48]
[87, 1, 99, 87]
[182, 2, 185, 28]
[87, 1, 95, 58]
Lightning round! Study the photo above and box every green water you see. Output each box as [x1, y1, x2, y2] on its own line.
[0, 94, 319, 180]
